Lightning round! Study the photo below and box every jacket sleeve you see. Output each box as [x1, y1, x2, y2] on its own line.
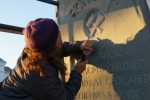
[30, 63, 82, 100]
[60, 41, 83, 57]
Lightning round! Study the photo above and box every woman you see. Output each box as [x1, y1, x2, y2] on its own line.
[0, 18, 93, 100]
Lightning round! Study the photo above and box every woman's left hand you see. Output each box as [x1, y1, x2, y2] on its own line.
[80, 40, 94, 52]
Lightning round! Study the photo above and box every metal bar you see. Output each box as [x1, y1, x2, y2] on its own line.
[0, 23, 23, 35]
[37, 0, 59, 6]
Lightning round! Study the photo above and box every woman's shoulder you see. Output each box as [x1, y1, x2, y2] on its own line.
[45, 60, 59, 75]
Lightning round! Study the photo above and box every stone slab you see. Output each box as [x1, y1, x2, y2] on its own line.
[58, 0, 150, 100]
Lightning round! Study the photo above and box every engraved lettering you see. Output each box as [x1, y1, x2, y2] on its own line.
[69, 7, 77, 16]
[107, 59, 145, 72]
[125, 47, 136, 55]
[69, 0, 110, 17]
[74, 2, 83, 12]
[76, 91, 107, 99]
[81, 80, 88, 87]
[82, 66, 104, 75]
[116, 90, 139, 99]
[81, 79, 103, 87]
[89, 47, 136, 61]
[113, 74, 150, 85]
[106, 78, 111, 85]
[80, 0, 90, 7]
[107, 91, 112, 98]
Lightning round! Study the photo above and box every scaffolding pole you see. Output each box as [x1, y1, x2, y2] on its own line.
[37, 0, 59, 6]
[0, 23, 23, 35]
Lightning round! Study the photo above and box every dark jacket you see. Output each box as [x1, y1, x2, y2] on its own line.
[0, 41, 82, 100]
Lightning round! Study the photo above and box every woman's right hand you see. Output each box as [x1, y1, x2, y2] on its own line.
[74, 59, 88, 74]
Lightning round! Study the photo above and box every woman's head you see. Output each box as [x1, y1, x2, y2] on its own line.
[22, 18, 66, 77]
[23, 18, 60, 52]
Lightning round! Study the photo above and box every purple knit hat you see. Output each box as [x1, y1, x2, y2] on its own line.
[23, 18, 58, 52]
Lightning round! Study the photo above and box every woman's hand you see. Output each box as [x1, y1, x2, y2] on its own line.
[80, 40, 94, 52]
[74, 59, 88, 74]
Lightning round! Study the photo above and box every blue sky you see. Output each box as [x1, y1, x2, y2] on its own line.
[0, 0, 56, 69]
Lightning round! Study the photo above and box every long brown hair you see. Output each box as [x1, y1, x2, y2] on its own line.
[23, 46, 67, 77]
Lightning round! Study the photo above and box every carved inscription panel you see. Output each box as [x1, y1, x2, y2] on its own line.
[58, 0, 150, 100]
[75, 44, 150, 100]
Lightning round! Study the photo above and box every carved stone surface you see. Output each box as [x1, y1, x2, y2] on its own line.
[58, 0, 150, 100]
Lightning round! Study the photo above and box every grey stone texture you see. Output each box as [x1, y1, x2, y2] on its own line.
[58, 0, 150, 100]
